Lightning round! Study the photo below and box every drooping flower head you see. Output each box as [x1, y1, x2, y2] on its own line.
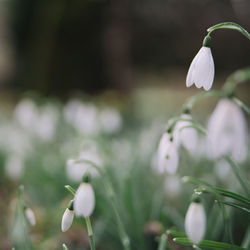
[185, 197, 206, 244]
[207, 99, 248, 163]
[186, 35, 215, 91]
[74, 175, 95, 218]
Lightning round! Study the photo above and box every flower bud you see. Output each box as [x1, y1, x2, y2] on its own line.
[184, 200, 206, 244]
[61, 208, 74, 232]
[25, 208, 36, 226]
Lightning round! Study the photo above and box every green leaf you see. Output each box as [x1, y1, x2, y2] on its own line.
[64, 185, 76, 196]
[62, 243, 69, 250]
[221, 201, 250, 214]
[173, 237, 246, 250]
[167, 229, 186, 238]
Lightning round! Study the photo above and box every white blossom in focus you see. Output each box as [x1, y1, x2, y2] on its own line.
[185, 201, 206, 244]
[207, 99, 248, 163]
[74, 183, 95, 218]
[155, 133, 179, 174]
[186, 47, 215, 91]
[25, 208, 36, 226]
[61, 208, 74, 232]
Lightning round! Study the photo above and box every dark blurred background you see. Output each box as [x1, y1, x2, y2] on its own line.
[0, 0, 249, 96]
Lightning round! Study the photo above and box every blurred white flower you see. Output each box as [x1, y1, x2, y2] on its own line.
[14, 99, 39, 130]
[5, 154, 24, 180]
[174, 114, 198, 154]
[61, 208, 74, 232]
[35, 106, 58, 141]
[207, 99, 248, 163]
[66, 142, 102, 181]
[154, 133, 179, 174]
[63, 100, 99, 135]
[99, 108, 122, 134]
[74, 183, 95, 218]
[186, 46, 215, 91]
[164, 175, 181, 198]
[25, 208, 36, 226]
[185, 201, 206, 244]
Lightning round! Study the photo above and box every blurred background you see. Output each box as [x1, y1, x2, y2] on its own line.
[0, 0, 249, 96]
[0, 0, 250, 249]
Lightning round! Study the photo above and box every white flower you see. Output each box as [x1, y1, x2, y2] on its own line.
[61, 208, 74, 232]
[74, 183, 95, 218]
[99, 108, 122, 134]
[25, 208, 36, 226]
[207, 99, 248, 163]
[185, 201, 206, 244]
[155, 133, 179, 174]
[186, 46, 215, 91]
[174, 114, 198, 154]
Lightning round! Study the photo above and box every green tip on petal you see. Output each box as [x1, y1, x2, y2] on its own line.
[67, 199, 74, 211]
[191, 193, 201, 203]
[202, 35, 211, 47]
[82, 173, 91, 183]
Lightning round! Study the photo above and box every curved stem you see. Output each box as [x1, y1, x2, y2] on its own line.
[207, 22, 250, 40]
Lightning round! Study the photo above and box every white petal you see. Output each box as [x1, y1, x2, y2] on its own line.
[74, 183, 95, 218]
[61, 208, 74, 232]
[185, 202, 206, 244]
[186, 48, 203, 87]
[25, 208, 36, 226]
[186, 47, 215, 90]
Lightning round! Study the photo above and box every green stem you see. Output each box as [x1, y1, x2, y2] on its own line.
[183, 90, 225, 113]
[224, 156, 250, 197]
[85, 217, 96, 250]
[232, 97, 250, 116]
[158, 233, 168, 250]
[222, 67, 250, 96]
[207, 22, 250, 40]
[105, 182, 131, 250]
[241, 225, 250, 249]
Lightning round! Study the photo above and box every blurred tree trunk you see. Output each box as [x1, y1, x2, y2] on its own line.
[103, 0, 133, 93]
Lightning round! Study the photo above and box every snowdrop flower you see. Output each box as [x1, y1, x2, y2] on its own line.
[61, 200, 74, 232]
[99, 108, 122, 134]
[214, 159, 231, 182]
[207, 99, 248, 163]
[186, 35, 215, 91]
[63, 100, 99, 135]
[155, 133, 179, 174]
[74, 179, 95, 218]
[174, 114, 198, 154]
[185, 199, 206, 244]
[25, 208, 36, 226]
[66, 143, 102, 182]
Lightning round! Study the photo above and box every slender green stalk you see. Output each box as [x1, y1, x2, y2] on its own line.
[241, 225, 250, 249]
[173, 237, 246, 250]
[64, 185, 76, 196]
[158, 233, 168, 250]
[232, 97, 250, 116]
[85, 217, 96, 250]
[62, 243, 69, 250]
[207, 22, 250, 40]
[182, 90, 225, 113]
[224, 156, 250, 197]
